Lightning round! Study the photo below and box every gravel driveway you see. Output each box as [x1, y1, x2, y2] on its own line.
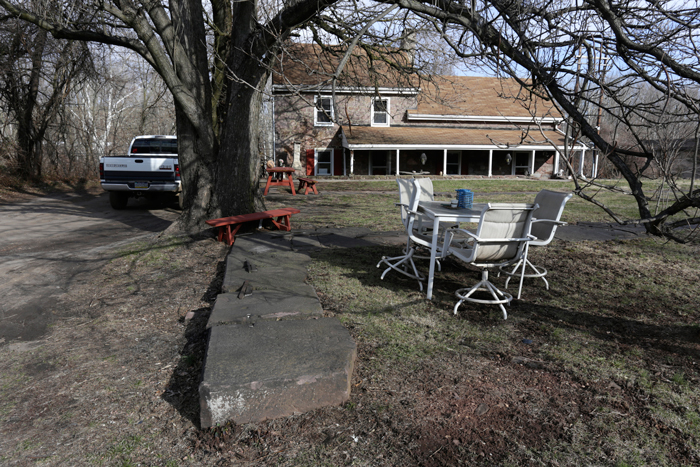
[0, 191, 179, 345]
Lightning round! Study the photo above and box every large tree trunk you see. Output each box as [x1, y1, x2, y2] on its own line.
[173, 105, 218, 231]
[168, 1, 268, 232]
[215, 51, 270, 217]
[167, 0, 219, 233]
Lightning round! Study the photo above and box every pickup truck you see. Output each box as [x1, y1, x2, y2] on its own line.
[99, 135, 181, 209]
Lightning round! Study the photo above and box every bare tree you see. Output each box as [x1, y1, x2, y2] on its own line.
[37, 46, 174, 179]
[2, 0, 699, 240]
[378, 0, 700, 241]
[0, 16, 91, 180]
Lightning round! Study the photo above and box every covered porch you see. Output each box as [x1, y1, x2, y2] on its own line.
[341, 126, 591, 178]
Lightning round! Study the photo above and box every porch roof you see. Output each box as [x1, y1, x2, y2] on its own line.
[342, 126, 580, 150]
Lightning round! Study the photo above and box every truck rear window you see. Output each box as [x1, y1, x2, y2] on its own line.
[131, 138, 178, 154]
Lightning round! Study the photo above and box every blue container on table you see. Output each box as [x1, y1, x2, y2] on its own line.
[455, 189, 473, 209]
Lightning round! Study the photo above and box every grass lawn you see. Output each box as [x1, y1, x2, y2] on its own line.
[263, 177, 700, 466]
[267, 177, 690, 230]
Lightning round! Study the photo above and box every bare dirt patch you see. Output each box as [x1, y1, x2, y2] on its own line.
[0, 234, 228, 466]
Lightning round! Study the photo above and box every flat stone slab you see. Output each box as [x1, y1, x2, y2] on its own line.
[207, 292, 323, 328]
[316, 233, 396, 249]
[199, 318, 356, 428]
[223, 245, 312, 294]
[223, 266, 313, 295]
[227, 247, 311, 269]
[288, 235, 324, 251]
[296, 227, 374, 238]
[229, 234, 296, 255]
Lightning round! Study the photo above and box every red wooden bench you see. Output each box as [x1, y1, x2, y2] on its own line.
[206, 208, 301, 246]
[297, 177, 318, 195]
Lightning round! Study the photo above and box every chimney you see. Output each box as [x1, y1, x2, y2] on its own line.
[399, 30, 417, 67]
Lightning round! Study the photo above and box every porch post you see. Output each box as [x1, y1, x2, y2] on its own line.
[350, 149, 354, 175]
[443, 149, 447, 176]
[579, 149, 586, 177]
[530, 150, 536, 175]
[488, 149, 493, 177]
[396, 149, 400, 175]
[593, 151, 599, 178]
[553, 149, 560, 176]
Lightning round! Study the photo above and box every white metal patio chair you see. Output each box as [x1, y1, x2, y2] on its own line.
[501, 190, 573, 299]
[413, 177, 460, 248]
[404, 177, 441, 234]
[390, 177, 446, 264]
[443, 203, 537, 319]
[377, 179, 440, 291]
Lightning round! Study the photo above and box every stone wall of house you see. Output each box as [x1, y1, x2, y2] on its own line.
[274, 92, 420, 174]
[533, 151, 555, 178]
[274, 90, 560, 177]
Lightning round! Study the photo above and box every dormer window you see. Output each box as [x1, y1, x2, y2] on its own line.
[371, 97, 390, 127]
[314, 96, 334, 126]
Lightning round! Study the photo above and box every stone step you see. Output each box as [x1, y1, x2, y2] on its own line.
[207, 291, 323, 328]
[199, 318, 356, 428]
[222, 264, 311, 295]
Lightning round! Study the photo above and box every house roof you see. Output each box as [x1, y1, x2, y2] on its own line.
[342, 126, 577, 149]
[409, 76, 562, 121]
[272, 43, 416, 89]
[273, 44, 561, 122]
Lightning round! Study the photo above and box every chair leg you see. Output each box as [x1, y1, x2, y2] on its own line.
[453, 270, 513, 319]
[503, 259, 523, 288]
[377, 246, 425, 291]
[503, 255, 549, 298]
[514, 243, 530, 300]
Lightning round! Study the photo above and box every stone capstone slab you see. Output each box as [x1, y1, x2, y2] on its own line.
[223, 243, 312, 294]
[199, 318, 356, 428]
[223, 264, 312, 294]
[228, 234, 295, 255]
[207, 292, 323, 328]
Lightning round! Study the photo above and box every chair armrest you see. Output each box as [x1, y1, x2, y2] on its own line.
[441, 228, 475, 256]
[446, 228, 529, 243]
[532, 218, 567, 227]
[475, 236, 532, 244]
[447, 228, 478, 240]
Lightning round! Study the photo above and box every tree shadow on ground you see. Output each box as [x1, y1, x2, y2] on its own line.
[520, 302, 700, 358]
[314, 243, 700, 360]
[161, 238, 227, 428]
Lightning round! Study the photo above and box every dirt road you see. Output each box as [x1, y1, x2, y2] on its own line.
[0, 192, 179, 345]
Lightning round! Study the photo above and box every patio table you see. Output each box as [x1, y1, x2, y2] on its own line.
[418, 201, 487, 300]
[263, 167, 297, 196]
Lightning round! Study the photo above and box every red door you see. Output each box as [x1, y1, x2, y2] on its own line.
[306, 149, 315, 176]
[333, 149, 343, 176]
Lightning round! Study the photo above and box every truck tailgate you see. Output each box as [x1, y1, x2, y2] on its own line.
[102, 157, 177, 183]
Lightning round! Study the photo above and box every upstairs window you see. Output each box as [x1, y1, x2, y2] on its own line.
[371, 97, 390, 127]
[314, 96, 333, 126]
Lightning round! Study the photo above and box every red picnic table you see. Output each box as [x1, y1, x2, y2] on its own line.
[263, 167, 297, 196]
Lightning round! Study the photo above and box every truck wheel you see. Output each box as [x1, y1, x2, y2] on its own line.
[109, 192, 129, 210]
